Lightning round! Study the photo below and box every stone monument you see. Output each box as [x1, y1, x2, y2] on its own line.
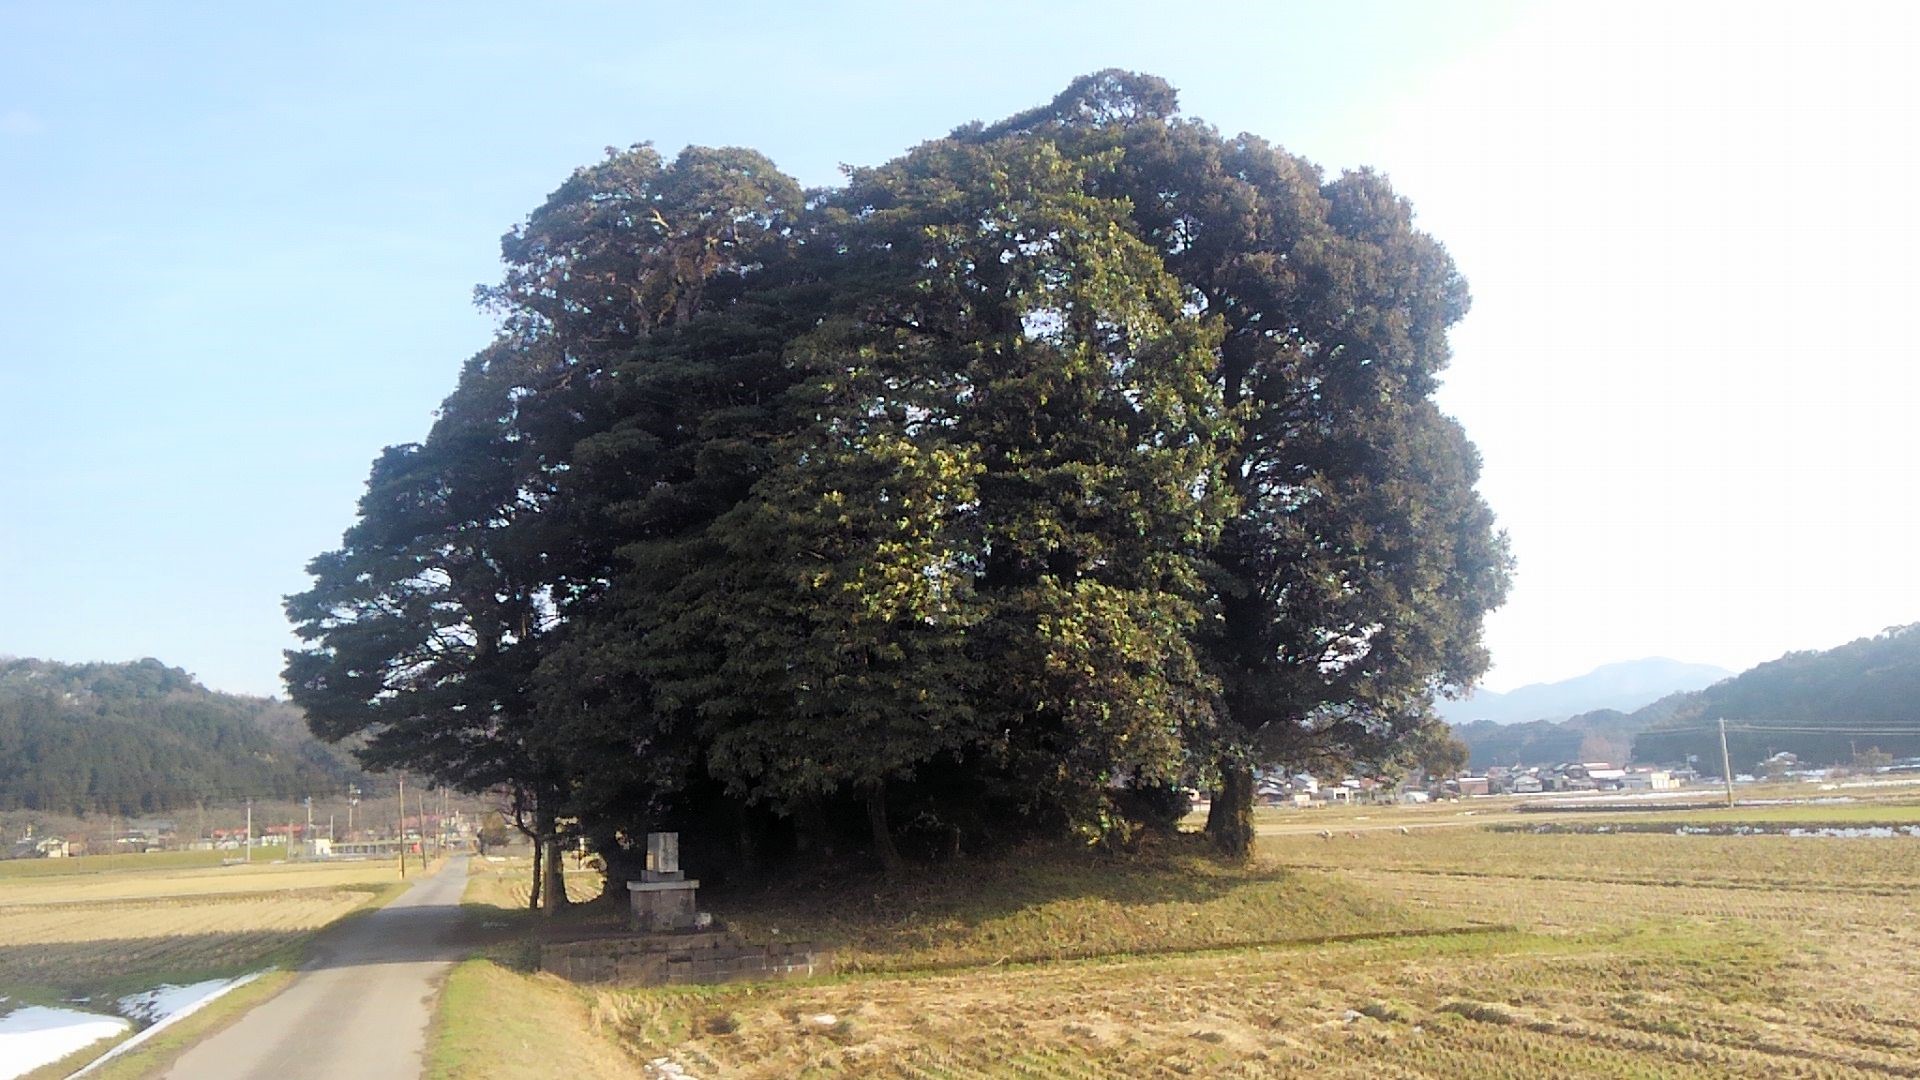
[627, 831, 700, 931]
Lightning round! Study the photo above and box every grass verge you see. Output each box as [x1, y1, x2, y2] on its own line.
[425, 960, 639, 1080]
[424, 860, 636, 1080]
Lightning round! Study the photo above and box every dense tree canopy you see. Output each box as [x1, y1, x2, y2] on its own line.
[950, 72, 1510, 853]
[287, 72, 1508, 888]
[0, 658, 365, 816]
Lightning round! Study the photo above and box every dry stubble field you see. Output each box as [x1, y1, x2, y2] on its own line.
[0, 853, 407, 1001]
[549, 812, 1920, 1078]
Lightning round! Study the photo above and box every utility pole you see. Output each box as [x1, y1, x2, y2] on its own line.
[1718, 717, 1735, 808]
[397, 775, 408, 879]
[244, 799, 253, 864]
[347, 784, 360, 836]
[305, 796, 314, 856]
[417, 785, 430, 862]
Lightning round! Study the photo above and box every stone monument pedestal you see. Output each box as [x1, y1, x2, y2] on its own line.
[627, 831, 700, 931]
[627, 878, 701, 931]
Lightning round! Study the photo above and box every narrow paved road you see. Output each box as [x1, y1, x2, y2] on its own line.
[162, 855, 470, 1080]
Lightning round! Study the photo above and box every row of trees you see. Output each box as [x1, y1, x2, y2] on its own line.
[286, 73, 1508, 907]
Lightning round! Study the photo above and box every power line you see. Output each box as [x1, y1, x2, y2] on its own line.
[1643, 723, 1920, 737]
[1728, 722, 1920, 730]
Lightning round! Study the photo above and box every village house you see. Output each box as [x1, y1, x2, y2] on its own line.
[1622, 769, 1678, 791]
[1452, 776, 1491, 797]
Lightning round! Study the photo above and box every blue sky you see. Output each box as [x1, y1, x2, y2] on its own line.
[4, 2, 1918, 698]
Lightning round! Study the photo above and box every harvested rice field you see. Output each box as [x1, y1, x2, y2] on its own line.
[535, 809, 1920, 1078]
[0, 855, 404, 1000]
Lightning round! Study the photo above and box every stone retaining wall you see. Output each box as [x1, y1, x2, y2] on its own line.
[540, 930, 832, 986]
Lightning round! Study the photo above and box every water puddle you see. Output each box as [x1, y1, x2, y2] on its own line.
[0, 974, 264, 1080]
[0, 1002, 129, 1080]
[68, 974, 263, 1077]
[1503, 822, 1920, 838]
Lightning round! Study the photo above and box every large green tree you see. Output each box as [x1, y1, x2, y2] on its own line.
[827, 139, 1231, 841]
[292, 74, 1507, 879]
[543, 137, 1231, 865]
[957, 72, 1512, 856]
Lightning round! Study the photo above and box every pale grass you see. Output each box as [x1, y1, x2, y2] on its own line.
[0, 858, 405, 907]
[0, 857, 402, 1001]
[421, 859, 640, 1080]
[19, 969, 298, 1080]
[425, 800, 1920, 1076]
[426, 960, 639, 1080]
[718, 850, 1441, 975]
[462, 856, 605, 910]
[0, 892, 363, 944]
[1248, 785, 1920, 836]
[594, 826, 1920, 1077]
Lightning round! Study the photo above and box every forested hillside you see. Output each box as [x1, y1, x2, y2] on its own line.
[0, 657, 368, 815]
[1453, 627, 1920, 770]
[1452, 692, 1698, 769]
[1633, 625, 1920, 770]
[1454, 710, 1641, 770]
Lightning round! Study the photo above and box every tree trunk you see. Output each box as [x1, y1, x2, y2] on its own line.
[865, 779, 902, 873]
[537, 804, 568, 915]
[1206, 759, 1255, 860]
[541, 835, 568, 914]
[527, 836, 544, 912]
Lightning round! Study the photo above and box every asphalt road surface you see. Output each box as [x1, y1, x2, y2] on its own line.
[162, 855, 470, 1080]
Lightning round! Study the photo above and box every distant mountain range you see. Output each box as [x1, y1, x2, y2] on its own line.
[1451, 626, 1920, 771]
[1436, 658, 1733, 727]
[1634, 625, 1920, 771]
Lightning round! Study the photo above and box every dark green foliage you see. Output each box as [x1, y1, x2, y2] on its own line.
[0, 658, 365, 816]
[1110, 781, 1194, 835]
[1397, 720, 1470, 778]
[947, 71, 1509, 854]
[288, 74, 1507, 876]
[1458, 626, 1920, 771]
[476, 810, 510, 853]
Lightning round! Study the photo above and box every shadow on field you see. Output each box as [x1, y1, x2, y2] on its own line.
[0, 901, 474, 995]
[0, 930, 313, 998]
[0, 864, 481, 1010]
[686, 834, 1302, 955]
